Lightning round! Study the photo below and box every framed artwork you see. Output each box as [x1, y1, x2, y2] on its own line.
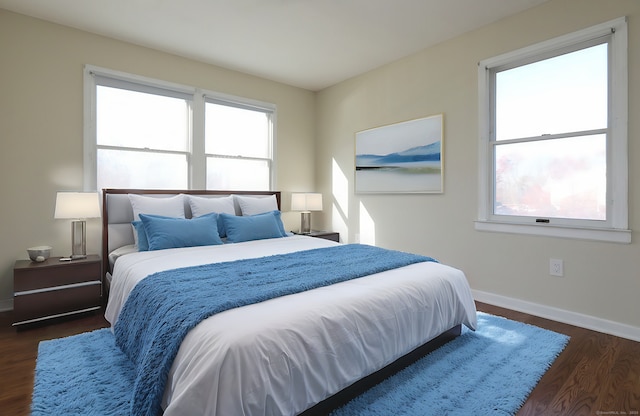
[355, 114, 443, 194]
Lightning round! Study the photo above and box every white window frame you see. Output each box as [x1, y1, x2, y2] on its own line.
[83, 65, 276, 191]
[475, 17, 630, 244]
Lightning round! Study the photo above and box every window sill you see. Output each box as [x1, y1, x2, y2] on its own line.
[474, 220, 631, 244]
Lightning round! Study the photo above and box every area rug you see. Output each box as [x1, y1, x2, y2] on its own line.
[32, 312, 569, 415]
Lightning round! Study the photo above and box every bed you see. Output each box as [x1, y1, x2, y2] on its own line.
[101, 188, 477, 416]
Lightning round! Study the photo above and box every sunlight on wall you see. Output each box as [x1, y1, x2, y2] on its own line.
[331, 158, 349, 239]
[359, 201, 376, 245]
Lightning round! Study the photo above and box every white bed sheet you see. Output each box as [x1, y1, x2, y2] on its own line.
[105, 236, 477, 416]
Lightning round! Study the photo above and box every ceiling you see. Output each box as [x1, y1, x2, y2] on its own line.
[0, 0, 548, 91]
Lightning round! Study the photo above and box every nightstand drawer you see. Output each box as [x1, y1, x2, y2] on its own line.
[13, 282, 101, 324]
[14, 257, 101, 292]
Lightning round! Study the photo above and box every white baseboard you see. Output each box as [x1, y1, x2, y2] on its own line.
[0, 298, 13, 312]
[473, 289, 640, 343]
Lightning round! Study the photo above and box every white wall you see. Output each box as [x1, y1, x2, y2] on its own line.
[315, 0, 640, 338]
[0, 9, 317, 309]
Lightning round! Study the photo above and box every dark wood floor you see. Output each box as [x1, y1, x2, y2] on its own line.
[0, 302, 638, 416]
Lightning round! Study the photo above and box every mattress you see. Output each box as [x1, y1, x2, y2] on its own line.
[105, 235, 477, 415]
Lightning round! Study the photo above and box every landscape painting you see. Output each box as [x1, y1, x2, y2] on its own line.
[355, 114, 443, 193]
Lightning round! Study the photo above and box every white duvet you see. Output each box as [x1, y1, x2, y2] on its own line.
[105, 236, 477, 416]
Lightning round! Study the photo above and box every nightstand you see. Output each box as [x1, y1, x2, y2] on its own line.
[13, 255, 102, 327]
[293, 230, 340, 242]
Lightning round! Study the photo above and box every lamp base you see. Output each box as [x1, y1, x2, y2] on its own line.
[299, 212, 311, 234]
[71, 220, 87, 259]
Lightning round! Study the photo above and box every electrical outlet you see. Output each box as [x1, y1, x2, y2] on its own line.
[550, 258, 564, 277]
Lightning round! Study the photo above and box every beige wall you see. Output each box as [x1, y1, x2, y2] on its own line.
[316, 0, 640, 336]
[0, 10, 316, 307]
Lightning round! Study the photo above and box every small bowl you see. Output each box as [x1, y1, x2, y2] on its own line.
[27, 246, 52, 262]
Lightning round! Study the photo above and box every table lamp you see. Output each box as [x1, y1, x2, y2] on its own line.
[291, 193, 323, 234]
[54, 192, 101, 259]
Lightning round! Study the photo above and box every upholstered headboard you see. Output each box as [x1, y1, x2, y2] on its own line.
[101, 189, 281, 283]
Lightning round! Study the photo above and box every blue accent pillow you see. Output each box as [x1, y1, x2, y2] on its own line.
[139, 213, 223, 251]
[268, 210, 288, 237]
[221, 210, 287, 243]
[132, 220, 150, 251]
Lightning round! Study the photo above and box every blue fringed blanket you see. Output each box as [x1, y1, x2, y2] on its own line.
[114, 243, 436, 416]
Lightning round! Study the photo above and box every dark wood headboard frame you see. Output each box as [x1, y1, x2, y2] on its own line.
[101, 188, 281, 286]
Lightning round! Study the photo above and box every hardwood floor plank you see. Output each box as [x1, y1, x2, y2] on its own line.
[596, 336, 626, 412]
[1, 303, 638, 416]
[548, 354, 599, 415]
[601, 337, 640, 414]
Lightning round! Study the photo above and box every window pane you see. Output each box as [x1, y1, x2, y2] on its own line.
[205, 103, 270, 158]
[495, 43, 608, 140]
[97, 149, 187, 190]
[494, 135, 606, 220]
[97, 86, 190, 151]
[206, 157, 269, 191]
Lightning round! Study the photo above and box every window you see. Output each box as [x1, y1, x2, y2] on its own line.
[476, 17, 629, 243]
[205, 100, 273, 190]
[84, 66, 275, 192]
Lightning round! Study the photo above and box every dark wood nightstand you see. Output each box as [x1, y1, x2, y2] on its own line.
[293, 230, 340, 242]
[13, 255, 102, 327]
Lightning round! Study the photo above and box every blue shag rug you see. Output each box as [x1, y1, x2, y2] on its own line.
[32, 312, 569, 415]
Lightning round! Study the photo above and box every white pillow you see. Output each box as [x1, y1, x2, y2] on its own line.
[234, 194, 279, 216]
[128, 194, 185, 221]
[187, 195, 236, 217]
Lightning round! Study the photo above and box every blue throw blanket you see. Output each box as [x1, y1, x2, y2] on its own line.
[114, 243, 436, 416]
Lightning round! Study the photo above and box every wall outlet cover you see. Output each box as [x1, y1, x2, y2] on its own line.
[550, 258, 564, 277]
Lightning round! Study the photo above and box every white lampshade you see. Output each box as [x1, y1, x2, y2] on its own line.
[54, 192, 101, 219]
[291, 193, 323, 212]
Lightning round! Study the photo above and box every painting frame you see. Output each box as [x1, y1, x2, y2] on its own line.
[355, 114, 444, 194]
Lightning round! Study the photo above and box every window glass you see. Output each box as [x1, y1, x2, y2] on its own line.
[495, 43, 608, 141]
[494, 134, 606, 220]
[97, 149, 188, 190]
[206, 157, 270, 190]
[97, 86, 189, 152]
[491, 41, 609, 223]
[205, 102, 270, 158]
